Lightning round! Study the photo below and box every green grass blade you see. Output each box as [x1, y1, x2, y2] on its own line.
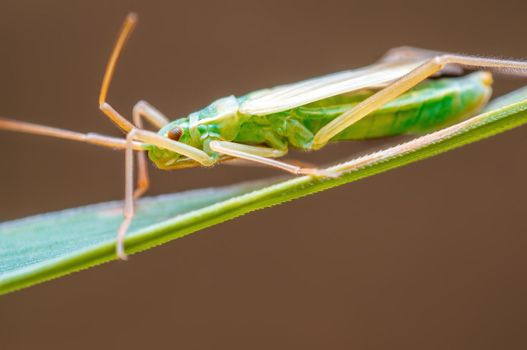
[1, 89, 527, 295]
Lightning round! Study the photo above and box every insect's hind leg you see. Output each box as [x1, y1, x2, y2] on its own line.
[131, 101, 170, 199]
[312, 53, 527, 149]
[382, 46, 466, 78]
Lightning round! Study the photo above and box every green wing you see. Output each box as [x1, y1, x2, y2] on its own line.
[239, 58, 426, 116]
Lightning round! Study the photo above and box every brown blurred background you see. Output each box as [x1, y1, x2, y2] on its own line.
[1, 0, 526, 349]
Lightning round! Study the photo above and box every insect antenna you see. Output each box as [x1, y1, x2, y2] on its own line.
[0, 117, 145, 150]
[98, 13, 138, 134]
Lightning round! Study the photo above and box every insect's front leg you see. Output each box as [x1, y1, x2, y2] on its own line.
[312, 54, 527, 150]
[209, 141, 338, 177]
[131, 101, 170, 199]
[132, 100, 170, 129]
[115, 128, 215, 260]
[116, 129, 138, 260]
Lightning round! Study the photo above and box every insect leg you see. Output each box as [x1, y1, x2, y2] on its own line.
[224, 157, 317, 169]
[381, 46, 464, 76]
[0, 117, 143, 260]
[209, 141, 338, 177]
[312, 54, 527, 149]
[132, 100, 170, 129]
[132, 129, 215, 165]
[131, 101, 170, 199]
[114, 128, 215, 259]
[115, 129, 138, 260]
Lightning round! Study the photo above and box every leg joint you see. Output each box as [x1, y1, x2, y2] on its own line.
[132, 100, 148, 123]
[433, 54, 453, 67]
[132, 100, 170, 129]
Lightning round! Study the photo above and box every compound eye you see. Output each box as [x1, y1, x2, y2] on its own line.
[167, 126, 183, 141]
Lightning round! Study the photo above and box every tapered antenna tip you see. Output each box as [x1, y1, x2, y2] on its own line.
[126, 12, 138, 23]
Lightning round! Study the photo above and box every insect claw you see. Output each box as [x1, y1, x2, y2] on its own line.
[324, 170, 342, 178]
[116, 244, 129, 261]
[116, 216, 132, 260]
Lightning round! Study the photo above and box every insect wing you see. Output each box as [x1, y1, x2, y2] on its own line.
[239, 59, 426, 115]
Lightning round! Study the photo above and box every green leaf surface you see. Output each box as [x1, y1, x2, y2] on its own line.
[1, 88, 527, 295]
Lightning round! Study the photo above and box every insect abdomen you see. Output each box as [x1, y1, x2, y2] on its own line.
[292, 71, 493, 144]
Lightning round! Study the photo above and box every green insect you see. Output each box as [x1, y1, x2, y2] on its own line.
[2, 13, 527, 259]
